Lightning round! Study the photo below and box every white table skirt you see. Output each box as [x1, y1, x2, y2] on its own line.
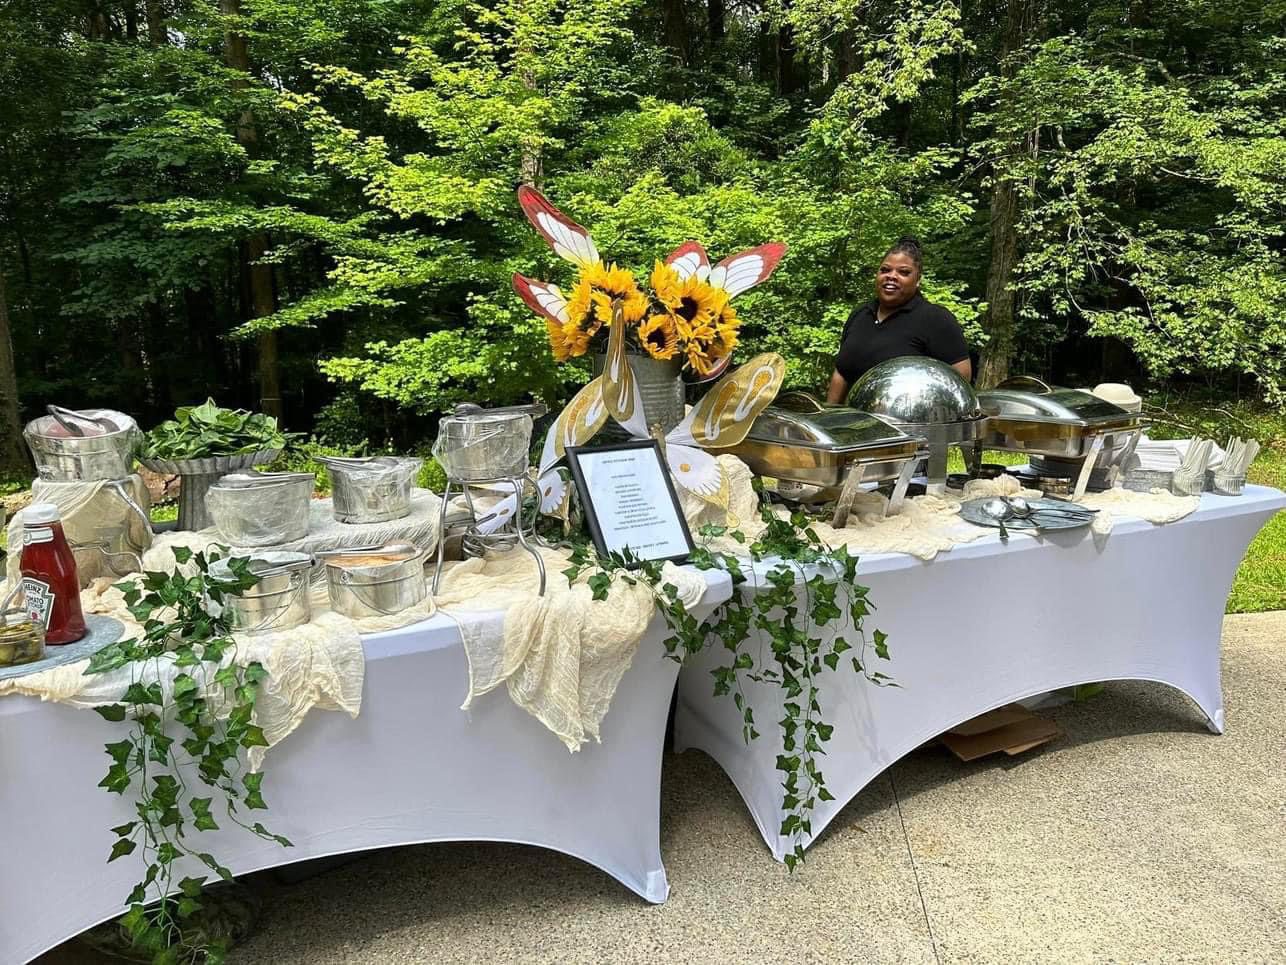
[1, 571, 731, 965]
[675, 486, 1285, 862]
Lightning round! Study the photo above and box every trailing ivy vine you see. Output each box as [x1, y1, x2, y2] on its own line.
[84, 547, 293, 964]
[563, 503, 893, 870]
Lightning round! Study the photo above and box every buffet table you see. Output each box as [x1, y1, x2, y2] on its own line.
[674, 485, 1285, 861]
[0, 570, 732, 965]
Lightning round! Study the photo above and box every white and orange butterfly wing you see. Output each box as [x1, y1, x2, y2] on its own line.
[669, 353, 785, 449]
[512, 274, 568, 324]
[517, 186, 600, 269]
[706, 243, 787, 299]
[665, 241, 710, 282]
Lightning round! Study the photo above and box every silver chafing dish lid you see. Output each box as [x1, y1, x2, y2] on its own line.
[744, 407, 913, 453]
[978, 389, 1134, 426]
[848, 356, 983, 425]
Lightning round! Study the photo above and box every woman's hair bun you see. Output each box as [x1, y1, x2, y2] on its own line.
[885, 235, 924, 268]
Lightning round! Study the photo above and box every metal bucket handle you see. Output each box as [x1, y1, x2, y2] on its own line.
[240, 569, 309, 633]
[336, 570, 424, 616]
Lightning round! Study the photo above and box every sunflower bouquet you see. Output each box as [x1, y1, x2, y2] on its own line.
[512, 189, 784, 379]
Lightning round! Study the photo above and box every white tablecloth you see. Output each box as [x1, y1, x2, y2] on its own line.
[1, 571, 731, 965]
[674, 486, 1285, 861]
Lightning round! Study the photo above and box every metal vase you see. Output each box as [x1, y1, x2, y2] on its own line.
[592, 353, 685, 434]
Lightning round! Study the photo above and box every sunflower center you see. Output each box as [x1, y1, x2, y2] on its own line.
[678, 296, 700, 321]
[645, 326, 667, 350]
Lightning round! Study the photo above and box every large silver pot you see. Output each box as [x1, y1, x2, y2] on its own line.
[433, 408, 536, 482]
[24, 406, 141, 482]
[319, 456, 422, 524]
[210, 552, 313, 635]
[317, 543, 426, 618]
[205, 471, 314, 546]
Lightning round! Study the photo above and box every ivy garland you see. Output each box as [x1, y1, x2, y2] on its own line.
[563, 503, 894, 869]
[84, 547, 293, 964]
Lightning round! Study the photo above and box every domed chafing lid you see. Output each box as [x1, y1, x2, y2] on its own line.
[847, 356, 982, 425]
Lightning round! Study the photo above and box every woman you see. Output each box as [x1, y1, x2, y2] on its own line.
[826, 237, 972, 404]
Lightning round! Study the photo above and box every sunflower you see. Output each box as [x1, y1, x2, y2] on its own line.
[638, 313, 680, 360]
[583, 262, 647, 325]
[561, 275, 613, 357]
[651, 260, 719, 332]
[546, 317, 574, 362]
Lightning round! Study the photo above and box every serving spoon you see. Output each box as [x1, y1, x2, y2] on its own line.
[1005, 495, 1098, 522]
[980, 497, 1013, 542]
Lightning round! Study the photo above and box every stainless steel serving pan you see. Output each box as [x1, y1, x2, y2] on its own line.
[728, 406, 919, 488]
[977, 388, 1146, 458]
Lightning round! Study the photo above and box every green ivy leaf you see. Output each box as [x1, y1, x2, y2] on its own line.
[108, 838, 137, 862]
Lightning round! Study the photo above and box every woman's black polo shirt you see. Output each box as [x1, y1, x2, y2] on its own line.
[835, 293, 970, 384]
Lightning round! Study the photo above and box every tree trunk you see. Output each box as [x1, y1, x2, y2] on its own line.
[125, 1, 138, 40]
[661, 0, 689, 66]
[777, 24, 799, 96]
[836, 29, 856, 81]
[220, 0, 282, 419]
[0, 266, 31, 475]
[708, 0, 725, 49]
[976, 0, 1034, 388]
[977, 175, 1021, 388]
[145, 0, 165, 45]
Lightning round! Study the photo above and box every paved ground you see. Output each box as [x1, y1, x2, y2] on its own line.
[43, 612, 1286, 964]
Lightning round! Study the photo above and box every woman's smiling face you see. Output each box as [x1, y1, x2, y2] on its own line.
[875, 252, 920, 309]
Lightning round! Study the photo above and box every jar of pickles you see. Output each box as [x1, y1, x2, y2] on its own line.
[0, 607, 45, 668]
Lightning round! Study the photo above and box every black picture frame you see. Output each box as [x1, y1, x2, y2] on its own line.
[566, 440, 696, 566]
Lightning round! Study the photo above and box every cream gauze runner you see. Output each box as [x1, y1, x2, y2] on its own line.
[431, 545, 706, 753]
[0, 579, 365, 771]
[698, 460, 1200, 559]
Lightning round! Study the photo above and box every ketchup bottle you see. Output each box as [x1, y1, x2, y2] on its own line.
[20, 503, 87, 645]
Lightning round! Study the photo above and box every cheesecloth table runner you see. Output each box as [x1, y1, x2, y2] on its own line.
[429, 545, 707, 752]
[697, 460, 1200, 559]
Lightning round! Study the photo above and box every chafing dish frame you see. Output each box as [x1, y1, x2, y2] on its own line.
[726, 406, 922, 517]
[974, 389, 1148, 498]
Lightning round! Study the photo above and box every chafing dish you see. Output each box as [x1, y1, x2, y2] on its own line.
[976, 387, 1147, 498]
[726, 405, 920, 520]
[847, 357, 989, 494]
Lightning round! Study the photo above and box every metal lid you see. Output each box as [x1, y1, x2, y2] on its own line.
[848, 356, 982, 425]
[745, 407, 912, 453]
[978, 389, 1133, 426]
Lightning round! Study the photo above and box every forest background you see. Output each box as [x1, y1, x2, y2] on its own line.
[0, 0, 1282, 468]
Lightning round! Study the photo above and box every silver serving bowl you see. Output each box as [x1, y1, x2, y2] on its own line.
[848, 356, 981, 425]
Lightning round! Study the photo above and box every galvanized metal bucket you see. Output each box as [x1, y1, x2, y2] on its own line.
[211, 553, 313, 635]
[592, 353, 685, 434]
[318, 544, 427, 618]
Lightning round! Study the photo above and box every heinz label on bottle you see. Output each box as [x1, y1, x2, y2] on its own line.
[21, 576, 55, 629]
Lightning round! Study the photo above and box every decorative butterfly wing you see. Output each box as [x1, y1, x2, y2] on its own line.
[600, 304, 650, 438]
[512, 274, 568, 323]
[706, 243, 787, 299]
[665, 443, 727, 507]
[665, 241, 710, 282]
[517, 186, 600, 269]
[669, 353, 785, 449]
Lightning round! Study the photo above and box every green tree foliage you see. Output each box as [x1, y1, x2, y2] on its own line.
[0, 0, 1281, 455]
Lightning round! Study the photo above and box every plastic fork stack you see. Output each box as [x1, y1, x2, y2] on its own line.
[1222, 437, 1260, 478]
[1172, 437, 1214, 496]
